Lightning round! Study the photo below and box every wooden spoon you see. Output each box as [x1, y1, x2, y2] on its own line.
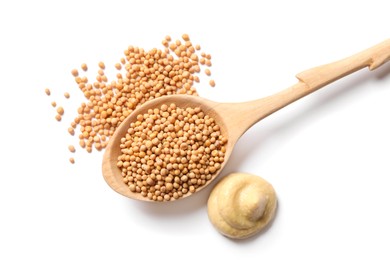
[103, 39, 390, 202]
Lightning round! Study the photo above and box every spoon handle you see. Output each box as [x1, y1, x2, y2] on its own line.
[296, 39, 390, 90]
[232, 39, 390, 136]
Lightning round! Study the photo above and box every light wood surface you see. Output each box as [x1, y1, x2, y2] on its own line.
[102, 39, 390, 202]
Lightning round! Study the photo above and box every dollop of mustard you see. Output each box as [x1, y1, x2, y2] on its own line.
[207, 173, 277, 239]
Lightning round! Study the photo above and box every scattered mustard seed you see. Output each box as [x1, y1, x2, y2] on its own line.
[51, 101, 57, 107]
[98, 61, 105, 69]
[74, 77, 82, 84]
[81, 63, 88, 71]
[49, 34, 216, 161]
[68, 145, 75, 153]
[194, 76, 200, 83]
[209, 80, 216, 87]
[64, 92, 70, 99]
[79, 140, 86, 148]
[169, 42, 177, 51]
[182, 34, 190, 41]
[69, 157, 75, 164]
[45, 88, 51, 96]
[68, 127, 75, 136]
[69, 35, 217, 152]
[162, 39, 169, 47]
[57, 107, 64, 115]
[71, 69, 79, 77]
[205, 69, 211, 76]
[115, 63, 122, 70]
[97, 69, 104, 76]
[190, 53, 198, 61]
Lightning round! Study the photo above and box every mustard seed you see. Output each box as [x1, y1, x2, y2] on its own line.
[194, 76, 200, 83]
[79, 140, 86, 148]
[69, 157, 75, 164]
[64, 92, 70, 99]
[45, 88, 51, 96]
[182, 34, 190, 41]
[115, 63, 122, 70]
[190, 53, 198, 61]
[71, 69, 79, 77]
[68, 127, 75, 135]
[162, 39, 169, 47]
[55, 114, 62, 121]
[68, 145, 76, 153]
[209, 80, 216, 87]
[51, 101, 56, 107]
[205, 69, 211, 76]
[169, 43, 177, 51]
[98, 61, 105, 69]
[81, 63, 88, 71]
[57, 107, 64, 115]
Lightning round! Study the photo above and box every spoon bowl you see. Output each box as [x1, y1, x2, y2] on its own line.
[102, 39, 390, 202]
[102, 95, 236, 201]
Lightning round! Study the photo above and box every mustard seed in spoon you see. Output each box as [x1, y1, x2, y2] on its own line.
[116, 103, 227, 201]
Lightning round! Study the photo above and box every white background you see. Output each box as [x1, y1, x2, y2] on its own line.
[1, 1, 390, 259]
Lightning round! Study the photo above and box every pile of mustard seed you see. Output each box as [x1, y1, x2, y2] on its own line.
[117, 104, 227, 201]
[45, 34, 216, 163]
